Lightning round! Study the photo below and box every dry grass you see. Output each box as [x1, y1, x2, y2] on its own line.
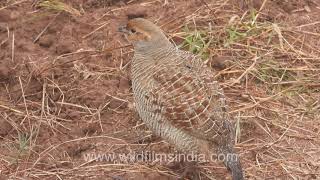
[36, 0, 81, 16]
[0, 0, 319, 179]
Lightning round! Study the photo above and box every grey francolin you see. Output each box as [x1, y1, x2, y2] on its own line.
[120, 18, 244, 180]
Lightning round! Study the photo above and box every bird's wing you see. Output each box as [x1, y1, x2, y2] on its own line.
[147, 51, 233, 141]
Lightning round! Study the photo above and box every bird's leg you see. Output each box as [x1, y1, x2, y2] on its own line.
[179, 160, 200, 180]
[166, 153, 201, 180]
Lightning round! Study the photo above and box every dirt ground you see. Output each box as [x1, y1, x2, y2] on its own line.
[0, 0, 320, 179]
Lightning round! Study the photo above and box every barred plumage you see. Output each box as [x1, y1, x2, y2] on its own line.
[121, 18, 243, 180]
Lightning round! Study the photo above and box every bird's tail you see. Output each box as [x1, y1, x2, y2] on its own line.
[222, 148, 244, 180]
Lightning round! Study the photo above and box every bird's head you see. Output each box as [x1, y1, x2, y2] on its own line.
[119, 18, 172, 51]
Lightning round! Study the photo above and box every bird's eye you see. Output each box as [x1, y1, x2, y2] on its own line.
[130, 29, 136, 34]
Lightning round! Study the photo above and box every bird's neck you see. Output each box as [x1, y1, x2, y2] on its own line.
[135, 39, 175, 60]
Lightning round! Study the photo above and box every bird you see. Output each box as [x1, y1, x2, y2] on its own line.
[119, 18, 244, 180]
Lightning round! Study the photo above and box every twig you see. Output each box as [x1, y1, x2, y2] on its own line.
[82, 22, 109, 39]
[33, 13, 60, 43]
[18, 76, 30, 125]
[252, 0, 268, 25]
[0, 0, 28, 11]
[295, 21, 320, 28]
[0, 103, 24, 114]
[105, 92, 129, 103]
[199, 0, 213, 12]
[230, 86, 295, 113]
[11, 32, 15, 62]
[230, 55, 258, 86]
[0, 25, 9, 46]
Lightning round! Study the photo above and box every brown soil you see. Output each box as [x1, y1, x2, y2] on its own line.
[0, 0, 320, 179]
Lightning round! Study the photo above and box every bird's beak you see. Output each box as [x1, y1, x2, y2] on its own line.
[118, 26, 130, 34]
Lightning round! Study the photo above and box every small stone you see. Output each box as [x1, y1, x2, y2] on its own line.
[38, 34, 55, 48]
[10, 11, 20, 20]
[66, 109, 81, 119]
[0, 60, 11, 82]
[210, 56, 229, 70]
[304, 5, 311, 12]
[56, 39, 74, 55]
[108, 99, 127, 109]
[0, 118, 12, 137]
[0, 174, 9, 180]
[0, 23, 8, 32]
[82, 123, 100, 136]
[252, 0, 263, 10]
[0, 9, 11, 22]
[68, 111, 80, 119]
[119, 77, 131, 92]
[282, 3, 295, 13]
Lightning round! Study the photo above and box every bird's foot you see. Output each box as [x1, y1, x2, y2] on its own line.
[178, 161, 200, 180]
